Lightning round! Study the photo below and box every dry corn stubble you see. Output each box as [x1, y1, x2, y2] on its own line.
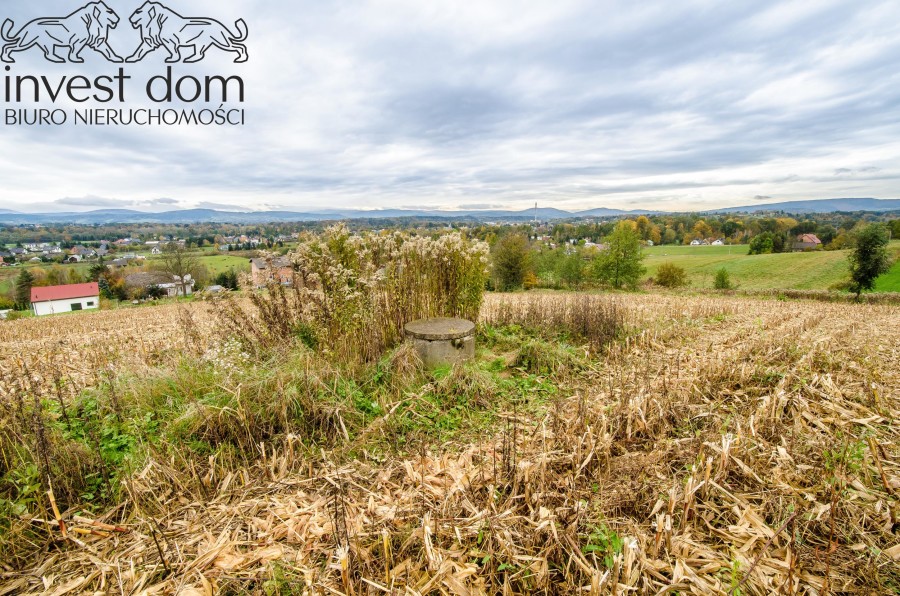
[0, 292, 898, 595]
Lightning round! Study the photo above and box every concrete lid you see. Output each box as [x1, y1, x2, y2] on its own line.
[405, 317, 475, 340]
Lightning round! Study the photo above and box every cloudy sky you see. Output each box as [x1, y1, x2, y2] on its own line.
[1, 0, 899, 213]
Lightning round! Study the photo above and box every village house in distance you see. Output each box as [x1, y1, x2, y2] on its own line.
[793, 234, 823, 251]
[250, 257, 294, 288]
[31, 282, 100, 317]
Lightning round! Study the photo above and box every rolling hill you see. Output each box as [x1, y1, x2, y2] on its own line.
[714, 198, 900, 214]
[0, 198, 896, 224]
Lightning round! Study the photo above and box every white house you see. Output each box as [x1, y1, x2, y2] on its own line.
[31, 282, 100, 316]
[712, 239, 725, 246]
[125, 272, 195, 298]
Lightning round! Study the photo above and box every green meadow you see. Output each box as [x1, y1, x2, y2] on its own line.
[196, 254, 252, 276]
[643, 241, 900, 292]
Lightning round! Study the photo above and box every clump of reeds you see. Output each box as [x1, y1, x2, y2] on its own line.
[218, 225, 489, 362]
[432, 362, 501, 409]
[483, 293, 624, 352]
[513, 337, 585, 376]
[383, 341, 424, 393]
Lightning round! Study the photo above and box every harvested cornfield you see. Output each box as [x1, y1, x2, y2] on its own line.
[2, 293, 899, 595]
[0, 302, 214, 403]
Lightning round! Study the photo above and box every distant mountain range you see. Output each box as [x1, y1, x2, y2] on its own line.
[0, 198, 897, 225]
[712, 198, 900, 214]
[0, 206, 657, 225]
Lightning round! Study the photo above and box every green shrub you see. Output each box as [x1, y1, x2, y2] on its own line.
[714, 268, 733, 290]
[655, 262, 688, 288]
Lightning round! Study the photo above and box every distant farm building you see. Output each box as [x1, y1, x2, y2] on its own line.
[793, 234, 822, 251]
[70, 246, 96, 258]
[31, 282, 100, 316]
[251, 257, 294, 288]
[125, 272, 195, 297]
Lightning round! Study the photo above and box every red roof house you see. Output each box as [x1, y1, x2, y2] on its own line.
[31, 283, 100, 316]
[793, 234, 822, 251]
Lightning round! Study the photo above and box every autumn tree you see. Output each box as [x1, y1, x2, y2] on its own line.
[557, 250, 585, 288]
[491, 234, 531, 291]
[593, 221, 646, 289]
[662, 228, 677, 245]
[88, 258, 108, 281]
[693, 220, 713, 240]
[156, 242, 200, 296]
[749, 232, 775, 255]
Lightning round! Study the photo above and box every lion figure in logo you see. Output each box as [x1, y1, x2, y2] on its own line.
[126, 2, 248, 64]
[1, 2, 124, 63]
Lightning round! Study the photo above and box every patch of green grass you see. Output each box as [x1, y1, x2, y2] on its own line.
[514, 338, 585, 376]
[873, 256, 900, 292]
[384, 338, 561, 449]
[198, 254, 251, 276]
[140, 254, 251, 277]
[389, 362, 503, 445]
[643, 245, 848, 290]
[643, 241, 900, 292]
[582, 523, 624, 569]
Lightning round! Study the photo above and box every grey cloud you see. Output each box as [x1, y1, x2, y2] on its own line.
[195, 202, 252, 211]
[144, 198, 180, 205]
[457, 204, 505, 210]
[3, 0, 900, 212]
[54, 196, 130, 207]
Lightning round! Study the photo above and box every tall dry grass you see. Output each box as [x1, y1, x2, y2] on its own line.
[482, 292, 625, 352]
[219, 225, 489, 361]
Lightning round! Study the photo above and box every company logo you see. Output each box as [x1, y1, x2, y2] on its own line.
[2, 2, 124, 64]
[1, 2, 248, 64]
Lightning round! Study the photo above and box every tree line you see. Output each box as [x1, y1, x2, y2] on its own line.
[489, 220, 895, 298]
